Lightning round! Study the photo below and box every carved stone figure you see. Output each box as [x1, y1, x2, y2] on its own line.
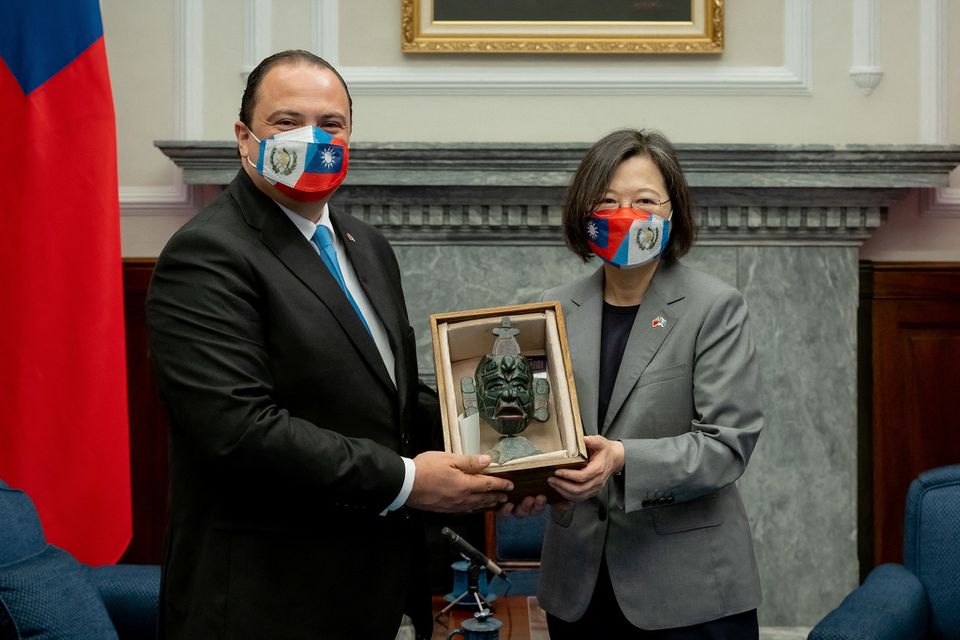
[460, 317, 550, 463]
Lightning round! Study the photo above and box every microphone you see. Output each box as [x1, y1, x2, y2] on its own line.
[441, 526, 506, 577]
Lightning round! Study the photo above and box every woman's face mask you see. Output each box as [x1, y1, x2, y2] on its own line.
[586, 207, 672, 269]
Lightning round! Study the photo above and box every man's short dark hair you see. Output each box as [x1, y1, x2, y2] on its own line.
[239, 49, 353, 127]
[562, 128, 696, 263]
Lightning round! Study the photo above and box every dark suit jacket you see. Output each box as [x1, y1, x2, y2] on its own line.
[538, 262, 763, 629]
[146, 170, 439, 639]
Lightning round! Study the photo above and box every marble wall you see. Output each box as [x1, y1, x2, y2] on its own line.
[735, 246, 860, 625]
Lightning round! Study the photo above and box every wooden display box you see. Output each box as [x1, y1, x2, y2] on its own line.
[430, 302, 588, 503]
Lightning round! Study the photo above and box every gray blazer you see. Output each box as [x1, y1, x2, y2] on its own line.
[538, 261, 763, 630]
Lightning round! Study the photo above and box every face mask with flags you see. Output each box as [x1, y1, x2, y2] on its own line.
[247, 125, 349, 202]
[586, 207, 672, 269]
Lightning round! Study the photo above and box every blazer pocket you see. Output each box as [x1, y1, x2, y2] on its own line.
[637, 363, 689, 389]
[549, 504, 575, 528]
[652, 494, 723, 534]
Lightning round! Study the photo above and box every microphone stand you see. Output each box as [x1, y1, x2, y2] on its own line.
[437, 527, 507, 637]
[438, 554, 494, 617]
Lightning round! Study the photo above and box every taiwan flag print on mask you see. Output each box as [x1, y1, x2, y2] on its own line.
[251, 125, 349, 202]
[586, 208, 671, 269]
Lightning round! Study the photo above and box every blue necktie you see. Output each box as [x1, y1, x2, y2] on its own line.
[311, 226, 371, 335]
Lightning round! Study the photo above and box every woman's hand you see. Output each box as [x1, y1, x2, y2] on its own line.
[546, 435, 625, 502]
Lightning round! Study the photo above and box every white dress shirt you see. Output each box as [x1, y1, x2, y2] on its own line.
[279, 203, 415, 513]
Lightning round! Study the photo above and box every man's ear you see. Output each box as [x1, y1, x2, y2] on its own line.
[234, 121, 250, 159]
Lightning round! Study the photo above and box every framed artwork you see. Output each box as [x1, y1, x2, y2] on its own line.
[401, 0, 724, 54]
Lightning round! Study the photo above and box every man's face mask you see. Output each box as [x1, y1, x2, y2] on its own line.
[586, 208, 672, 269]
[246, 125, 348, 202]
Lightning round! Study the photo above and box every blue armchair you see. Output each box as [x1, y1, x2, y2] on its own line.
[809, 464, 960, 640]
[485, 510, 548, 596]
[0, 480, 159, 640]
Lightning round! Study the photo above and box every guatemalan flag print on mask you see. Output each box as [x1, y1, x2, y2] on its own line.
[586, 208, 672, 269]
[249, 125, 349, 202]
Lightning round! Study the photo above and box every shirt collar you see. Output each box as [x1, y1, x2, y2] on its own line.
[277, 202, 334, 243]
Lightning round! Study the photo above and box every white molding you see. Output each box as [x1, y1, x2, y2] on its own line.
[920, 187, 960, 218]
[121, 0, 202, 213]
[312, 0, 340, 65]
[175, 0, 203, 140]
[782, 0, 813, 92]
[342, 0, 813, 96]
[919, 0, 947, 143]
[241, 0, 272, 81]
[121, 0, 818, 210]
[120, 184, 198, 212]
[849, 0, 883, 95]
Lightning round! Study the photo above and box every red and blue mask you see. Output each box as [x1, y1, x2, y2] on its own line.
[586, 208, 671, 269]
[247, 125, 348, 202]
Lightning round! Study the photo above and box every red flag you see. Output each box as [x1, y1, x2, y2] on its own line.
[0, 1, 131, 564]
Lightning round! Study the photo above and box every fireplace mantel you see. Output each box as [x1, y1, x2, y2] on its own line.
[157, 140, 960, 188]
[157, 141, 960, 246]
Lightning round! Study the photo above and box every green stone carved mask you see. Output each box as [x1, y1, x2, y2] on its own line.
[475, 353, 535, 436]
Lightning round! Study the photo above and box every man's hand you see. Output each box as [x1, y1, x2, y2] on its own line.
[407, 452, 513, 512]
[546, 435, 624, 502]
[498, 494, 548, 518]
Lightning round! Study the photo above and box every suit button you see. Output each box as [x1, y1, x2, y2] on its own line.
[401, 433, 411, 447]
[598, 505, 608, 520]
[664, 496, 675, 504]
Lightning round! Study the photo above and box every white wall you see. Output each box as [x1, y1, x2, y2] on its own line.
[101, 0, 960, 258]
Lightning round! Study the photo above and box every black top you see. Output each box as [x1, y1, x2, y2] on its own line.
[598, 301, 641, 429]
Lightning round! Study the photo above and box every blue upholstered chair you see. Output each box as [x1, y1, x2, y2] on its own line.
[0, 480, 159, 640]
[808, 464, 960, 640]
[485, 510, 548, 596]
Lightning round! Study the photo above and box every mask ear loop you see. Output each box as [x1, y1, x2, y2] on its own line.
[242, 126, 262, 172]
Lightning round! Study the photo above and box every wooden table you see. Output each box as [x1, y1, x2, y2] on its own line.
[431, 595, 550, 640]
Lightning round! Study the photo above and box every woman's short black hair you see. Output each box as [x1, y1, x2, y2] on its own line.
[239, 49, 352, 127]
[562, 128, 696, 262]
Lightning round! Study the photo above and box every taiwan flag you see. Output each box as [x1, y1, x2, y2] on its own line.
[0, 1, 132, 564]
[585, 214, 631, 263]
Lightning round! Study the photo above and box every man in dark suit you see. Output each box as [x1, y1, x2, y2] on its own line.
[146, 50, 513, 640]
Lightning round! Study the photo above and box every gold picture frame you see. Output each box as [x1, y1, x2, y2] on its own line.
[402, 0, 723, 54]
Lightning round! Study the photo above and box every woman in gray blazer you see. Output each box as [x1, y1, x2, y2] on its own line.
[539, 129, 763, 639]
